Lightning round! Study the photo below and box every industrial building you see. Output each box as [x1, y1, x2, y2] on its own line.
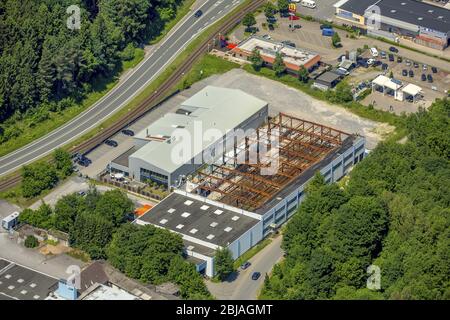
[136, 113, 366, 277]
[0, 259, 58, 300]
[231, 36, 322, 73]
[110, 86, 268, 187]
[334, 0, 450, 50]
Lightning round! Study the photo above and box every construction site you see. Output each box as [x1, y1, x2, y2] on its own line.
[189, 113, 351, 212]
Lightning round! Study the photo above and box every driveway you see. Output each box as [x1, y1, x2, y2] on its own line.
[206, 235, 283, 300]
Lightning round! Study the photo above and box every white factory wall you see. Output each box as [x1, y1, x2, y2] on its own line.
[227, 220, 264, 260]
[260, 136, 366, 237]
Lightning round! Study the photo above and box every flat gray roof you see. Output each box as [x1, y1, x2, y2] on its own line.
[0, 259, 58, 300]
[316, 71, 342, 84]
[130, 86, 268, 174]
[183, 240, 216, 257]
[139, 192, 259, 247]
[112, 147, 137, 168]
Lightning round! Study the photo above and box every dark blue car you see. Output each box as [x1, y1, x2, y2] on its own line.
[251, 272, 261, 280]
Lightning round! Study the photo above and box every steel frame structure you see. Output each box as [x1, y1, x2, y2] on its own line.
[192, 113, 350, 211]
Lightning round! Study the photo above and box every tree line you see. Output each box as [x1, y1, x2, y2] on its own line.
[0, 0, 183, 143]
[18, 185, 212, 299]
[260, 98, 450, 300]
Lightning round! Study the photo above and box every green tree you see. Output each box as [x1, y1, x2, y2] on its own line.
[21, 161, 58, 198]
[242, 13, 256, 32]
[53, 148, 73, 178]
[94, 189, 134, 226]
[215, 248, 234, 281]
[24, 235, 39, 248]
[298, 65, 309, 83]
[264, 2, 276, 21]
[332, 32, 341, 48]
[278, 0, 289, 14]
[54, 193, 85, 232]
[272, 52, 286, 77]
[249, 48, 264, 71]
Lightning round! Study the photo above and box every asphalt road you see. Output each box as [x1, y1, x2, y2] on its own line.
[207, 235, 284, 300]
[0, 0, 242, 177]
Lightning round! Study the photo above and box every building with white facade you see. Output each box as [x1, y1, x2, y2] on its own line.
[110, 86, 268, 188]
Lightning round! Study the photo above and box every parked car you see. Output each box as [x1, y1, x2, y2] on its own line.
[194, 10, 203, 18]
[320, 23, 332, 30]
[78, 159, 89, 167]
[268, 24, 275, 31]
[251, 272, 261, 280]
[380, 51, 387, 59]
[397, 56, 403, 63]
[389, 46, 399, 53]
[294, 24, 301, 29]
[262, 34, 271, 40]
[77, 191, 86, 197]
[402, 69, 408, 77]
[422, 64, 428, 71]
[413, 62, 419, 68]
[427, 74, 433, 83]
[121, 129, 135, 136]
[405, 59, 411, 66]
[282, 40, 296, 47]
[388, 54, 394, 62]
[357, 59, 369, 68]
[370, 47, 379, 57]
[105, 139, 118, 147]
[409, 70, 414, 77]
[372, 60, 382, 67]
[382, 63, 388, 70]
[241, 262, 251, 270]
[431, 67, 438, 73]
[367, 58, 375, 65]
[421, 73, 427, 81]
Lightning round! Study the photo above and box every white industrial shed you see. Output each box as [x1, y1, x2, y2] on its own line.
[111, 86, 269, 187]
[402, 84, 422, 102]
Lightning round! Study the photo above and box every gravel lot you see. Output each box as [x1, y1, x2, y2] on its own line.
[194, 68, 394, 149]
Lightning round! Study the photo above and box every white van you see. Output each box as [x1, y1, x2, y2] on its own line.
[370, 47, 379, 57]
[301, 0, 316, 9]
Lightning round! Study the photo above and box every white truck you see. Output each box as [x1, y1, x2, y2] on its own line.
[301, 0, 316, 9]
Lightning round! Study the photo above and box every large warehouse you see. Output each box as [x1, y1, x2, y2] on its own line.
[334, 0, 450, 50]
[110, 86, 268, 187]
[137, 113, 366, 277]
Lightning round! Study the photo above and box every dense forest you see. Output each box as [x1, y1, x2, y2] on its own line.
[19, 185, 212, 299]
[260, 98, 450, 300]
[0, 0, 183, 143]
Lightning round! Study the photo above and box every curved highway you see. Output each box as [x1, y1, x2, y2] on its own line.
[0, 0, 243, 177]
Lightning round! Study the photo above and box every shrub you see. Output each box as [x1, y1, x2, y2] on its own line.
[24, 235, 39, 248]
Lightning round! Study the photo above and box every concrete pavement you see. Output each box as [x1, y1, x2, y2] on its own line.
[0, 0, 243, 177]
[206, 235, 284, 300]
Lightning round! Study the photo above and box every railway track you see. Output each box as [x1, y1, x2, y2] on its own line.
[0, 0, 266, 193]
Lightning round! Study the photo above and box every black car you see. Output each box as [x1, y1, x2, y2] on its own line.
[389, 46, 399, 53]
[372, 60, 382, 67]
[78, 159, 89, 167]
[105, 139, 118, 147]
[413, 62, 419, 68]
[427, 74, 433, 83]
[241, 262, 251, 270]
[294, 24, 301, 29]
[382, 63, 388, 70]
[409, 70, 414, 77]
[402, 69, 408, 77]
[421, 74, 426, 81]
[397, 56, 403, 63]
[194, 10, 202, 18]
[121, 129, 135, 136]
[431, 67, 438, 73]
[388, 54, 394, 62]
[251, 272, 261, 280]
[282, 40, 296, 47]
